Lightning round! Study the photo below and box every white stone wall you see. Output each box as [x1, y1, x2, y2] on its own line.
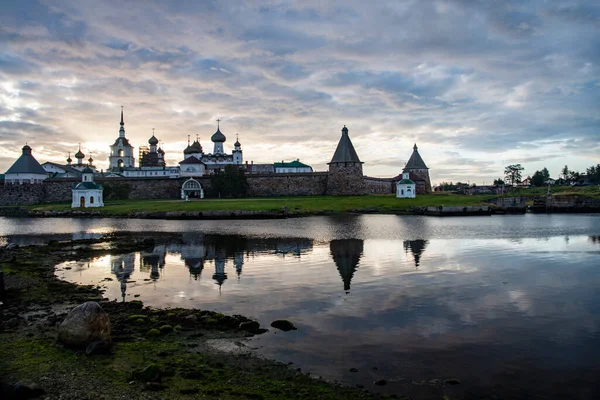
[4, 172, 48, 185]
[396, 182, 416, 198]
[180, 163, 206, 177]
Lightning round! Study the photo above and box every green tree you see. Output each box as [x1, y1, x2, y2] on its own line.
[587, 164, 600, 184]
[561, 165, 570, 181]
[209, 165, 248, 198]
[493, 178, 505, 185]
[504, 164, 524, 186]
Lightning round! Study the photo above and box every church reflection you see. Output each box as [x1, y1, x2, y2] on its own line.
[111, 234, 315, 296]
[330, 239, 364, 293]
[589, 236, 600, 244]
[403, 239, 429, 268]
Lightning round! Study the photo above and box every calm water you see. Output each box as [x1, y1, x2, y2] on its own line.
[2, 214, 600, 399]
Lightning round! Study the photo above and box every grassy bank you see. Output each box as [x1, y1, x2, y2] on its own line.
[27, 194, 493, 215]
[0, 235, 399, 399]
[505, 185, 600, 198]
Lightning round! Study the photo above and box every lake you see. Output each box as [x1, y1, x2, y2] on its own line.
[2, 214, 600, 399]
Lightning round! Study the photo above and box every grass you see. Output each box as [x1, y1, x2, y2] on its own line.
[505, 185, 600, 198]
[27, 194, 494, 215]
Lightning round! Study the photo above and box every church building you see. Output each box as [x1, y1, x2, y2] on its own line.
[109, 108, 135, 169]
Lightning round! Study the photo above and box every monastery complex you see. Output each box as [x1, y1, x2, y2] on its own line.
[1, 109, 431, 205]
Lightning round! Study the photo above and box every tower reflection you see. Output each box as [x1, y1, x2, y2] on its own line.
[403, 239, 428, 268]
[330, 239, 364, 293]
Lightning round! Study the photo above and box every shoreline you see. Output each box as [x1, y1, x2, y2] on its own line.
[0, 234, 396, 399]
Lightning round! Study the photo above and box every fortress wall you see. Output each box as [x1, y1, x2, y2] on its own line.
[0, 179, 73, 206]
[363, 177, 394, 194]
[326, 164, 365, 195]
[246, 173, 328, 196]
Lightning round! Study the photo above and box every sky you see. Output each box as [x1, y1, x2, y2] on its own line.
[0, 0, 598, 184]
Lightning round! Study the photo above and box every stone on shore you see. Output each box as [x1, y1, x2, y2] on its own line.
[239, 320, 260, 331]
[270, 319, 297, 331]
[58, 302, 111, 348]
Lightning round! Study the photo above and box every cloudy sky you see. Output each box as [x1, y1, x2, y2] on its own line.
[1, 0, 598, 183]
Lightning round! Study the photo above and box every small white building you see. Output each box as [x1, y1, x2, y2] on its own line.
[396, 172, 416, 198]
[4, 144, 48, 184]
[72, 167, 104, 208]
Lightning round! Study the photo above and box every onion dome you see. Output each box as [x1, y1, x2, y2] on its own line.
[75, 149, 85, 159]
[22, 144, 32, 154]
[234, 139, 241, 147]
[149, 135, 159, 145]
[183, 145, 195, 155]
[211, 128, 226, 143]
[157, 147, 164, 154]
[66, 153, 72, 163]
[88, 156, 94, 164]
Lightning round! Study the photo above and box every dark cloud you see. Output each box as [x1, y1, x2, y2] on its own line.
[0, 0, 597, 181]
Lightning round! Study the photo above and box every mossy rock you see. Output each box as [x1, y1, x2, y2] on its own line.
[129, 300, 144, 309]
[146, 329, 160, 337]
[159, 325, 173, 334]
[128, 314, 147, 321]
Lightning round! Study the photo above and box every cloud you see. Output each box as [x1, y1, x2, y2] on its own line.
[0, 0, 598, 182]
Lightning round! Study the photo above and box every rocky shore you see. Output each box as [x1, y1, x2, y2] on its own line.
[0, 234, 396, 400]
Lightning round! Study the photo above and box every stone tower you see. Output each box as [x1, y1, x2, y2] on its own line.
[402, 144, 431, 194]
[326, 125, 365, 195]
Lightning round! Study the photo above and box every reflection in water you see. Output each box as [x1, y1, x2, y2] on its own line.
[330, 239, 363, 292]
[403, 239, 429, 268]
[50, 216, 600, 400]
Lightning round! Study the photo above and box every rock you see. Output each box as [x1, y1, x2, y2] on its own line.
[85, 340, 111, 355]
[146, 329, 160, 337]
[374, 379, 387, 386]
[58, 302, 111, 348]
[159, 324, 173, 334]
[349, 368, 358, 373]
[251, 328, 269, 335]
[12, 381, 45, 398]
[183, 314, 198, 324]
[129, 300, 144, 309]
[239, 321, 260, 331]
[132, 364, 161, 382]
[270, 319, 297, 331]
[444, 378, 461, 386]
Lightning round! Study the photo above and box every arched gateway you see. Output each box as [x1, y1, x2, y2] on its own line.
[181, 178, 204, 199]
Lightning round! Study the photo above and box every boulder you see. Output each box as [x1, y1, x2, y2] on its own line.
[85, 340, 111, 355]
[58, 302, 111, 348]
[239, 321, 260, 331]
[270, 319, 297, 331]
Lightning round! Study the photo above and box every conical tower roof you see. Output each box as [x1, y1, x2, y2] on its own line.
[329, 126, 362, 164]
[5, 144, 47, 175]
[403, 144, 428, 170]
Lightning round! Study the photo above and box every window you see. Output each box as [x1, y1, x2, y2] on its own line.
[90, 196, 94, 204]
[401, 189, 404, 195]
[118, 149, 124, 157]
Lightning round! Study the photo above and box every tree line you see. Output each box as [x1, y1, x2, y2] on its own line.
[500, 163, 600, 187]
